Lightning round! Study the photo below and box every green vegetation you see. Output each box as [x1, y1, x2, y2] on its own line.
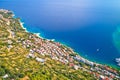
[0, 10, 96, 80]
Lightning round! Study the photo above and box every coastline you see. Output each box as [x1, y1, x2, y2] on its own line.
[9, 8, 120, 69]
[18, 16, 120, 70]
[19, 19, 101, 65]
[6, 8, 118, 70]
[51, 37, 120, 69]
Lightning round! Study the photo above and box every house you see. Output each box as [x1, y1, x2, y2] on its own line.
[8, 40, 13, 44]
[8, 45, 13, 48]
[74, 65, 79, 70]
[27, 53, 35, 58]
[36, 57, 45, 63]
[99, 75, 105, 80]
[2, 74, 9, 79]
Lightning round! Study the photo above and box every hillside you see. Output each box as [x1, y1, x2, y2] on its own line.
[0, 9, 120, 80]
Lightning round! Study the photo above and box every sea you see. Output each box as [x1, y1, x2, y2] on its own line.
[0, 0, 120, 68]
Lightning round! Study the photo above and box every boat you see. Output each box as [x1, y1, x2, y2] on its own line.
[115, 58, 120, 63]
[117, 63, 120, 66]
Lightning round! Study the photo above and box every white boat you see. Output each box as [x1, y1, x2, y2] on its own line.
[115, 58, 120, 63]
[117, 63, 120, 66]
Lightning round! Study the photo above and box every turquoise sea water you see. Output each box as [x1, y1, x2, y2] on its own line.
[0, 0, 120, 68]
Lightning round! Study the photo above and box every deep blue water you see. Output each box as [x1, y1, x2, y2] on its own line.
[0, 0, 120, 67]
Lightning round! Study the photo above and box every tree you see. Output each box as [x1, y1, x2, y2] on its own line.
[0, 67, 5, 76]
